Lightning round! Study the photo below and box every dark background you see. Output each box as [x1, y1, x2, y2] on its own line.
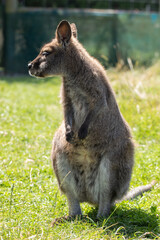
[1, 0, 160, 74]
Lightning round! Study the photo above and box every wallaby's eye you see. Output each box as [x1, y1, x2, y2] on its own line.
[42, 51, 50, 56]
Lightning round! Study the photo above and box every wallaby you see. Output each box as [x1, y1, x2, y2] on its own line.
[28, 20, 155, 219]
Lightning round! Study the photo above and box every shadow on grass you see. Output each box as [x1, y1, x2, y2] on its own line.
[0, 75, 61, 85]
[86, 206, 159, 239]
[51, 205, 159, 239]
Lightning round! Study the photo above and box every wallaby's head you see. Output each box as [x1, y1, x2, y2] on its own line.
[28, 20, 77, 78]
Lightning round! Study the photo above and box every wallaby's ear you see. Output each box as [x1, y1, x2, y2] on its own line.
[56, 20, 72, 47]
[71, 23, 77, 38]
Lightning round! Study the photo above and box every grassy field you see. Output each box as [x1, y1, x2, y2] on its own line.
[0, 63, 160, 239]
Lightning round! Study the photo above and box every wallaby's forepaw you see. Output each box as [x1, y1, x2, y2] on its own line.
[66, 130, 74, 143]
[78, 124, 88, 140]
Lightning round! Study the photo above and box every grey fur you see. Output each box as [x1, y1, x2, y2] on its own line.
[28, 20, 155, 218]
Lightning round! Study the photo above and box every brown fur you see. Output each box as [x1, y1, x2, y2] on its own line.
[28, 20, 154, 218]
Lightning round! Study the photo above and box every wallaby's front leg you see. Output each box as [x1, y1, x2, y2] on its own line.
[78, 110, 93, 140]
[64, 105, 74, 143]
[62, 79, 75, 143]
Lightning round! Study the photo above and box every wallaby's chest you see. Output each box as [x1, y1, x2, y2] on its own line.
[67, 87, 89, 129]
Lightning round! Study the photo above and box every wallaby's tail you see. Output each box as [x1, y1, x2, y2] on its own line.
[119, 180, 157, 202]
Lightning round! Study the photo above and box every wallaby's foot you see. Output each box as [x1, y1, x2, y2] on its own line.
[51, 215, 83, 226]
[96, 209, 111, 219]
[97, 200, 111, 219]
[78, 123, 88, 140]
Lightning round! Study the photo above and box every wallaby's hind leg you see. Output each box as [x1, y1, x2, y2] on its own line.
[97, 197, 111, 218]
[53, 150, 82, 217]
[96, 149, 133, 218]
[66, 193, 82, 216]
[96, 154, 111, 218]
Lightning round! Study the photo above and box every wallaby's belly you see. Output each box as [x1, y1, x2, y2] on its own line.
[52, 125, 109, 205]
[67, 146, 102, 204]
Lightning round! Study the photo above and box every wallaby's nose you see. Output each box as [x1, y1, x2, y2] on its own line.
[28, 62, 32, 70]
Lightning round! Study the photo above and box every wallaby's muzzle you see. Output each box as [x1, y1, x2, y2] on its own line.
[28, 62, 32, 69]
[28, 58, 45, 78]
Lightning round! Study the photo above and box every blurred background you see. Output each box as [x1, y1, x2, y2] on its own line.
[1, 0, 160, 74]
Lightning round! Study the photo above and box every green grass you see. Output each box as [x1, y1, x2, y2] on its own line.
[0, 64, 160, 239]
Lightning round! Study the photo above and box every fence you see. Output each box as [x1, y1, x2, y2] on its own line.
[2, 8, 160, 74]
[0, 5, 3, 68]
[23, 0, 160, 12]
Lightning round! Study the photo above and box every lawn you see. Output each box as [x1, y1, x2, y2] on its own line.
[0, 63, 160, 239]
